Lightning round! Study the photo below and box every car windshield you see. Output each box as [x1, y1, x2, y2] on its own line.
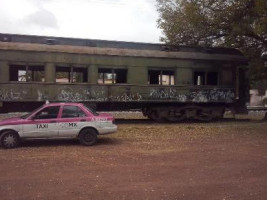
[20, 106, 44, 119]
[82, 104, 99, 116]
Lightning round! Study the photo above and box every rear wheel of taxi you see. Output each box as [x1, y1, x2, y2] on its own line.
[79, 128, 98, 146]
[0, 131, 20, 149]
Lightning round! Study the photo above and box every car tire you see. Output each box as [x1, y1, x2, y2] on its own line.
[0, 130, 20, 149]
[79, 128, 98, 146]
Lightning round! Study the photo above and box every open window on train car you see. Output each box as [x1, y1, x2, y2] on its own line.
[56, 66, 70, 83]
[56, 66, 87, 83]
[148, 69, 175, 85]
[98, 68, 127, 84]
[9, 64, 45, 82]
[193, 71, 218, 86]
[72, 67, 88, 83]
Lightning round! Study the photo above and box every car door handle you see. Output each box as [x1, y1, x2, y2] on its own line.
[80, 119, 86, 122]
[50, 120, 57, 123]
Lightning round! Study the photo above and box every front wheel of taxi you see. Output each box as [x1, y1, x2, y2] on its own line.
[0, 130, 20, 149]
[79, 128, 98, 146]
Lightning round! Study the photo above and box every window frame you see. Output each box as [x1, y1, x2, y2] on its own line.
[56, 65, 88, 83]
[9, 63, 45, 82]
[98, 67, 127, 84]
[148, 68, 175, 85]
[61, 105, 87, 118]
[193, 69, 219, 86]
[33, 106, 60, 120]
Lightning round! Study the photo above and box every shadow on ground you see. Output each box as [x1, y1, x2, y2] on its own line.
[114, 117, 250, 124]
[20, 137, 122, 148]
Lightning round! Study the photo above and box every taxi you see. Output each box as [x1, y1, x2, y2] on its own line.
[0, 103, 117, 148]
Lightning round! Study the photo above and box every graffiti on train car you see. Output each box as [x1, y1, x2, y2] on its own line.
[57, 87, 108, 102]
[0, 88, 27, 101]
[149, 88, 187, 102]
[109, 93, 142, 102]
[190, 89, 235, 103]
[0, 86, 234, 103]
[57, 87, 143, 102]
[149, 88, 235, 103]
[37, 90, 49, 101]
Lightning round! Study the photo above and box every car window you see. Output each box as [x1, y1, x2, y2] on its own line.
[62, 106, 87, 118]
[82, 104, 99, 116]
[20, 106, 44, 119]
[34, 106, 60, 119]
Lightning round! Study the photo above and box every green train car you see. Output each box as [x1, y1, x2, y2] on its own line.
[0, 33, 249, 121]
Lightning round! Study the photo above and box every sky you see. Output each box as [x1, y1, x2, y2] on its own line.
[0, 0, 163, 43]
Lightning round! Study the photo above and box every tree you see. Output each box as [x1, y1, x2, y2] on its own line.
[156, 0, 267, 89]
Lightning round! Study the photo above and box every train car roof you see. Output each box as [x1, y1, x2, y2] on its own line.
[0, 33, 247, 63]
[0, 33, 243, 55]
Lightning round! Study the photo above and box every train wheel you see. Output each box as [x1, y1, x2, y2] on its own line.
[166, 109, 186, 122]
[149, 110, 165, 122]
[196, 109, 213, 122]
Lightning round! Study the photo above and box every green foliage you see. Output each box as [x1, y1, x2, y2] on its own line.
[157, 0, 267, 88]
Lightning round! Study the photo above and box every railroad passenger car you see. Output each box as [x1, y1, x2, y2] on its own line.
[0, 33, 249, 121]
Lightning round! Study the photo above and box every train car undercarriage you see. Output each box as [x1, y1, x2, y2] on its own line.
[142, 105, 225, 122]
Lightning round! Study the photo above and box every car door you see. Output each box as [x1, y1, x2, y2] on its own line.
[23, 106, 60, 138]
[58, 105, 88, 137]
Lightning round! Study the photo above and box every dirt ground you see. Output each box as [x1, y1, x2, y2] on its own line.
[0, 113, 267, 200]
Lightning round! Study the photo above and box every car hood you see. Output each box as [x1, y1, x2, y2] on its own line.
[0, 117, 24, 126]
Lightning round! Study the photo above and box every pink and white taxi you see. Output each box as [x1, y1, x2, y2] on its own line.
[0, 103, 117, 148]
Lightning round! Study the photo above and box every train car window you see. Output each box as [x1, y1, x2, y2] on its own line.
[149, 70, 160, 84]
[207, 72, 218, 85]
[98, 68, 113, 84]
[114, 69, 127, 83]
[9, 64, 44, 82]
[28, 66, 45, 82]
[148, 70, 174, 85]
[194, 71, 218, 86]
[56, 66, 87, 83]
[162, 70, 175, 85]
[56, 66, 70, 83]
[194, 72, 205, 85]
[98, 68, 127, 84]
[9, 65, 27, 81]
[72, 67, 88, 83]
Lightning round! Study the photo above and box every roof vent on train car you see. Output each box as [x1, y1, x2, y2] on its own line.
[45, 39, 57, 45]
[1, 35, 12, 42]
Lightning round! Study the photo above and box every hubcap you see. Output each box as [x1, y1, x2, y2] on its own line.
[3, 134, 17, 147]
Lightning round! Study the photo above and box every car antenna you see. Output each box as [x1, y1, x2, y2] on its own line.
[45, 100, 50, 104]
